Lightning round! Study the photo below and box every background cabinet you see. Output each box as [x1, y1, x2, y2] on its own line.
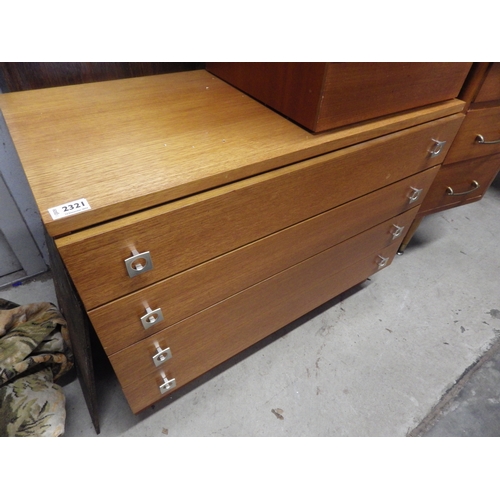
[400, 62, 500, 251]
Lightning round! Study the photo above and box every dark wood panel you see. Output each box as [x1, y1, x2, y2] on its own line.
[206, 62, 327, 131]
[318, 63, 472, 131]
[45, 231, 101, 433]
[474, 63, 500, 104]
[207, 63, 472, 132]
[0, 62, 205, 93]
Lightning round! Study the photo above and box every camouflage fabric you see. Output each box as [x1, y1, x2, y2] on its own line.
[0, 298, 73, 437]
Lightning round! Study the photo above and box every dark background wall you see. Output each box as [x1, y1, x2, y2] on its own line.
[0, 62, 205, 93]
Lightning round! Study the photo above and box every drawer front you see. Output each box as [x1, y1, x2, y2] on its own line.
[58, 115, 463, 310]
[111, 238, 403, 413]
[317, 63, 471, 132]
[419, 154, 500, 215]
[445, 107, 500, 164]
[91, 169, 436, 355]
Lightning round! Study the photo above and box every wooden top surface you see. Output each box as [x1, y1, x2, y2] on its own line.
[0, 69, 465, 237]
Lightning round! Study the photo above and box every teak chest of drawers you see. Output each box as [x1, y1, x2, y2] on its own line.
[0, 68, 468, 432]
[400, 62, 500, 250]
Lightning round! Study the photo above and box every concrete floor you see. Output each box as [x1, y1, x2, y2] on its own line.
[1, 174, 499, 437]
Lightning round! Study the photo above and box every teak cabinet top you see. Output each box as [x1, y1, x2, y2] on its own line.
[0, 69, 465, 237]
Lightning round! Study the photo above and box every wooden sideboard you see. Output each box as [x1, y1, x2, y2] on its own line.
[0, 66, 470, 432]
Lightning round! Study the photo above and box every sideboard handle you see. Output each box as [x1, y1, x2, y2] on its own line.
[391, 224, 405, 239]
[407, 187, 423, 204]
[159, 372, 177, 394]
[429, 138, 447, 157]
[152, 343, 172, 367]
[476, 134, 500, 145]
[141, 306, 164, 330]
[446, 180, 480, 196]
[377, 255, 390, 269]
[124, 250, 154, 277]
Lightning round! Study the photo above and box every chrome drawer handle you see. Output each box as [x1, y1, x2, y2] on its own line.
[429, 139, 447, 157]
[141, 307, 164, 330]
[124, 250, 153, 277]
[377, 255, 390, 269]
[407, 186, 423, 204]
[476, 134, 500, 145]
[391, 224, 405, 240]
[152, 343, 172, 367]
[159, 372, 177, 394]
[446, 180, 480, 196]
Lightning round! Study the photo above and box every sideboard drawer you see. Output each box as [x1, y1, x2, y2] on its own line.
[419, 153, 500, 214]
[110, 237, 403, 413]
[444, 106, 500, 164]
[57, 115, 462, 310]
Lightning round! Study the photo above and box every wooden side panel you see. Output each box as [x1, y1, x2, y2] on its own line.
[474, 63, 500, 104]
[57, 115, 463, 310]
[45, 232, 100, 433]
[111, 237, 403, 413]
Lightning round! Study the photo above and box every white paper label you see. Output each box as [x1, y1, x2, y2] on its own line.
[48, 198, 91, 220]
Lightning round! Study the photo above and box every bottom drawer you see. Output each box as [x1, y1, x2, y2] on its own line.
[110, 230, 404, 413]
[419, 153, 500, 215]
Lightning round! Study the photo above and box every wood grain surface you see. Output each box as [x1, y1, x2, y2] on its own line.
[0, 70, 465, 236]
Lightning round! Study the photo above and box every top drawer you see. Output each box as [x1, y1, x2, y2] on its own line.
[207, 63, 472, 132]
[444, 106, 500, 164]
[56, 114, 463, 310]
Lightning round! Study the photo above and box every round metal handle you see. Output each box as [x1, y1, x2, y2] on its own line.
[446, 180, 480, 196]
[475, 134, 500, 145]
